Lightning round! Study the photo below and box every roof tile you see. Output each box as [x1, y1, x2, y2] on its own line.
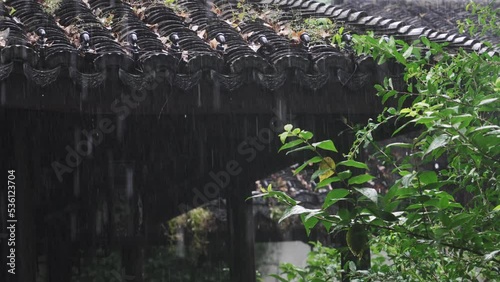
[0, 0, 495, 91]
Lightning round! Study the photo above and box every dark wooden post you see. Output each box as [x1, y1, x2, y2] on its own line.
[226, 179, 256, 282]
[121, 241, 143, 282]
[12, 111, 37, 282]
[110, 156, 144, 282]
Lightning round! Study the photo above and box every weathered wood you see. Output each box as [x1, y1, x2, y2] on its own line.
[13, 113, 37, 282]
[122, 242, 144, 282]
[226, 179, 256, 282]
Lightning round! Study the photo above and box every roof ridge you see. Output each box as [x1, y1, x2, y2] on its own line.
[247, 0, 497, 55]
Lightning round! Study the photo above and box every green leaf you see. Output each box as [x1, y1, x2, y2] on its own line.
[419, 171, 438, 185]
[316, 176, 341, 188]
[478, 97, 498, 106]
[348, 174, 374, 186]
[385, 200, 401, 212]
[451, 114, 475, 129]
[246, 193, 267, 201]
[311, 168, 330, 180]
[396, 187, 418, 198]
[368, 207, 398, 221]
[278, 194, 297, 206]
[299, 131, 314, 140]
[337, 170, 352, 180]
[321, 215, 340, 232]
[263, 190, 298, 206]
[386, 142, 413, 149]
[279, 206, 320, 224]
[400, 172, 417, 188]
[337, 160, 368, 170]
[439, 211, 452, 227]
[402, 46, 413, 59]
[473, 125, 500, 133]
[285, 145, 314, 155]
[382, 90, 398, 104]
[348, 261, 357, 272]
[312, 140, 338, 152]
[322, 188, 350, 209]
[492, 205, 500, 212]
[438, 196, 450, 209]
[421, 36, 431, 47]
[392, 49, 406, 64]
[485, 250, 500, 261]
[278, 139, 304, 152]
[300, 214, 320, 236]
[424, 134, 450, 156]
[279, 132, 289, 144]
[284, 124, 293, 132]
[293, 156, 323, 175]
[355, 188, 378, 204]
[338, 208, 351, 221]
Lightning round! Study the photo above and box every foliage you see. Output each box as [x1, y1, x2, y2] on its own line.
[72, 251, 122, 282]
[40, 0, 63, 15]
[231, 0, 261, 23]
[269, 242, 341, 282]
[254, 2, 500, 281]
[457, 1, 500, 39]
[144, 246, 230, 282]
[229, 1, 346, 47]
[163, 0, 188, 18]
[168, 207, 216, 258]
[71, 246, 230, 282]
[288, 16, 344, 45]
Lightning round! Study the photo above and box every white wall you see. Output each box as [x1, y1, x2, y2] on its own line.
[255, 241, 310, 282]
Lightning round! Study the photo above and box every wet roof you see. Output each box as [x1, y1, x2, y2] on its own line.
[338, 0, 500, 46]
[0, 0, 496, 91]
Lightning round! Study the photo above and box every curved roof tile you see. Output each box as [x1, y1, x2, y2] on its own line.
[0, 0, 496, 91]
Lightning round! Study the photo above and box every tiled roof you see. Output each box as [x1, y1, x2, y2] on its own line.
[246, 0, 497, 51]
[338, 0, 499, 46]
[0, 0, 495, 91]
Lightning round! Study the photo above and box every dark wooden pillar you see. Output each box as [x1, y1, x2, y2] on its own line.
[226, 179, 256, 282]
[121, 241, 143, 282]
[1, 108, 14, 282]
[12, 112, 37, 282]
[47, 220, 72, 282]
[110, 156, 144, 281]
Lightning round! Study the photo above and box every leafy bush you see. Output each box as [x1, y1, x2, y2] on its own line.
[254, 2, 500, 281]
[270, 242, 341, 282]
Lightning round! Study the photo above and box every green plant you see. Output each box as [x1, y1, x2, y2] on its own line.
[168, 207, 216, 258]
[254, 2, 500, 281]
[72, 251, 121, 282]
[270, 242, 341, 282]
[144, 246, 230, 282]
[232, 0, 260, 23]
[40, 0, 63, 15]
[287, 17, 345, 46]
[457, 1, 500, 40]
[164, 0, 189, 18]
